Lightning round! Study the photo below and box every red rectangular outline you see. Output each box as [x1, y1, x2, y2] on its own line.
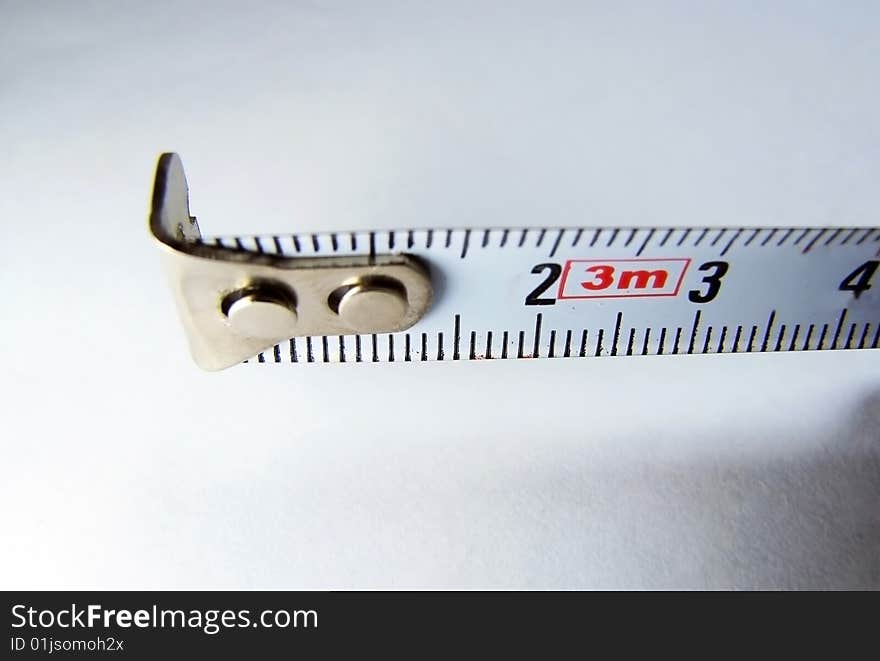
[557, 257, 692, 300]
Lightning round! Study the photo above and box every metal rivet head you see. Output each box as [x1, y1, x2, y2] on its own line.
[223, 284, 298, 339]
[335, 278, 409, 332]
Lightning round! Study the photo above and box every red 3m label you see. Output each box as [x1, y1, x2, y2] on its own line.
[558, 258, 691, 299]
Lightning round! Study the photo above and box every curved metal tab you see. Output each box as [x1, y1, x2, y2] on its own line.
[149, 154, 433, 370]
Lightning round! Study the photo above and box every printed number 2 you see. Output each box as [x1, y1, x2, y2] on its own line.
[525, 263, 562, 305]
[688, 261, 729, 304]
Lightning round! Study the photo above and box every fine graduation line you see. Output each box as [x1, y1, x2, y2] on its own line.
[262, 308, 868, 366]
[224, 224, 873, 263]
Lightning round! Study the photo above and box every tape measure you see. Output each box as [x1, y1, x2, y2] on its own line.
[150, 154, 880, 369]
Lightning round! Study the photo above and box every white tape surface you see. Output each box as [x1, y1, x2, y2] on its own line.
[213, 226, 880, 364]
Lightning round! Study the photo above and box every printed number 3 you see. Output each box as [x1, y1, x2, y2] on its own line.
[688, 261, 729, 304]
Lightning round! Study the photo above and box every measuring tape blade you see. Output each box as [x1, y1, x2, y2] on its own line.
[212, 226, 879, 365]
[149, 154, 880, 368]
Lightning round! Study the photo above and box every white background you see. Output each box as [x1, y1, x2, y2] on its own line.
[2, 1, 878, 588]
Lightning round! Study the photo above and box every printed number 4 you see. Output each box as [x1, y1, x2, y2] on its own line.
[840, 260, 879, 299]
